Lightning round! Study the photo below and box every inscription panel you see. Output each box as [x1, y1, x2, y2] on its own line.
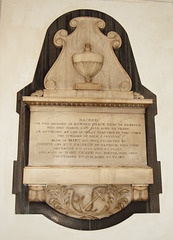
[29, 106, 147, 167]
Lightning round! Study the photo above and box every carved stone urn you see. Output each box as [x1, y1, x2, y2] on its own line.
[72, 43, 104, 90]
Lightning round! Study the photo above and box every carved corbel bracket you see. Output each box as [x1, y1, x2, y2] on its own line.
[132, 185, 148, 201]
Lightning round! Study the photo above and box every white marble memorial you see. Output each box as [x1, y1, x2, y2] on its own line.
[23, 16, 153, 219]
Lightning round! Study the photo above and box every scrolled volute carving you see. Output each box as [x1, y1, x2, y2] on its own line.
[44, 29, 68, 89]
[69, 18, 78, 28]
[107, 31, 122, 49]
[96, 19, 106, 29]
[53, 29, 68, 47]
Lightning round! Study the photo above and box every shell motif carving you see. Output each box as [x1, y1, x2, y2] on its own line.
[45, 184, 132, 219]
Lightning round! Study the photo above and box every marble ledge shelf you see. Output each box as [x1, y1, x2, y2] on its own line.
[23, 96, 153, 107]
[43, 89, 135, 99]
[23, 166, 153, 185]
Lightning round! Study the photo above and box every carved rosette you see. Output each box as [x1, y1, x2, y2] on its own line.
[45, 184, 132, 219]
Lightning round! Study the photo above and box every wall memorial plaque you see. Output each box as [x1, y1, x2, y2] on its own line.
[13, 10, 161, 230]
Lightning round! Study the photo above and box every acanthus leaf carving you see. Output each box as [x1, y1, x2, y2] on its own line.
[45, 184, 132, 219]
[133, 92, 145, 99]
[31, 90, 43, 97]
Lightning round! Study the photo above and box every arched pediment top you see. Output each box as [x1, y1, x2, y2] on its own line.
[44, 16, 132, 92]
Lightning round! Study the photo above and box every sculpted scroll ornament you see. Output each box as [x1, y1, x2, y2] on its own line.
[45, 185, 132, 219]
[44, 17, 132, 91]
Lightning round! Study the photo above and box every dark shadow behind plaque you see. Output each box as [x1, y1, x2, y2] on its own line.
[13, 9, 162, 230]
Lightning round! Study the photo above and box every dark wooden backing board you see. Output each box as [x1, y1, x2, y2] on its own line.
[13, 9, 162, 230]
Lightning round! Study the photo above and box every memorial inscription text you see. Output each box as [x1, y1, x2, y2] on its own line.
[29, 108, 147, 166]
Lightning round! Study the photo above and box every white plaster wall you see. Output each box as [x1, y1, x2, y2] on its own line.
[0, 0, 173, 239]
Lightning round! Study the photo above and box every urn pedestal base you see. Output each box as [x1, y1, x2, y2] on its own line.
[75, 82, 103, 90]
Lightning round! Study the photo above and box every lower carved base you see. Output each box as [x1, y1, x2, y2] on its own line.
[28, 184, 148, 219]
[46, 185, 132, 219]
